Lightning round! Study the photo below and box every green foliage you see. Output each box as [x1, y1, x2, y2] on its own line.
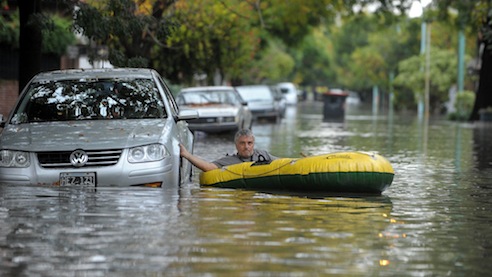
[154, 0, 261, 84]
[259, 0, 341, 47]
[158, 0, 348, 85]
[74, 0, 176, 68]
[328, 14, 421, 92]
[4, 0, 476, 113]
[448, 90, 475, 121]
[0, 9, 19, 47]
[394, 46, 458, 111]
[42, 15, 76, 55]
[242, 38, 295, 84]
[295, 27, 335, 87]
[0, 10, 74, 55]
[331, 15, 378, 68]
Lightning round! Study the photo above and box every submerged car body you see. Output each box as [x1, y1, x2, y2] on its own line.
[235, 85, 280, 122]
[176, 86, 253, 133]
[0, 68, 198, 187]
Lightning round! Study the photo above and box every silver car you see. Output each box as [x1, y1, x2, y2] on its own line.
[176, 86, 253, 133]
[0, 68, 198, 187]
[235, 85, 281, 122]
[270, 85, 287, 118]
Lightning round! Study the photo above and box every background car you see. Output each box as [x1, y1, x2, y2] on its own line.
[346, 90, 362, 106]
[235, 85, 281, 122]
[270, 85, 287, 118]
[0, 68, 198, 187]
[176, 86, 253, 133]
[277, 82, 299, 105]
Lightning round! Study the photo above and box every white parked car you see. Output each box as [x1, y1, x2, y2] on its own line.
[176, 86, 253, 133]
[277, 82, 299, 105]
[346, 91, 362, 106]
[0, 68, 198, 187]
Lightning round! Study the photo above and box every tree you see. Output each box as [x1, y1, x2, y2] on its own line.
[241, 38, 295, 84]
[73, 0, 176, 68]
[295, 26, 335, 89]
[14, 0, 422, 90]
[159, 0, 260, 85]
[13, 0, 77, 94]
[433, 0, 492, 120]
[395, 47, 458, 113]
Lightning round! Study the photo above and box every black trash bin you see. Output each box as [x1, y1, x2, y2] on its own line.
[322, 90, 348, 121]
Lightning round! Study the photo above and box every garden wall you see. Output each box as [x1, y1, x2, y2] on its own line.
[0, 80, 18, 117]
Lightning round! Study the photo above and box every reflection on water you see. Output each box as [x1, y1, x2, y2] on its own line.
[1, 101, 492, 276]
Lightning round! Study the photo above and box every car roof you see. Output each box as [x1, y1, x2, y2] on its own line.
[180, 86, 235, 92]
[30, 68, 157, 82]
[235, 85, 269, 88]
[235, 85, 272, 92]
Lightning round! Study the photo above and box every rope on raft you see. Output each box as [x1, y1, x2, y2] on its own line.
[219, 160, 297, 178]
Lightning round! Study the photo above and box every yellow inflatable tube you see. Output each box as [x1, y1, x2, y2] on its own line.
[200, 151, 394, 194]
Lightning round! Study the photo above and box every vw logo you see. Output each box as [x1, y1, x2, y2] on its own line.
[70, 149, 89, 167]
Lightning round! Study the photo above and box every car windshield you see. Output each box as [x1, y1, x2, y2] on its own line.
[236, 87, 273, 101]
[178, 90, 238, 105]
[10, 78, 167, 124]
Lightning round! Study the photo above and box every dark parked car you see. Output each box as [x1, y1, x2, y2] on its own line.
[176, 86, 253, 133]
[0, 68, 198, 187]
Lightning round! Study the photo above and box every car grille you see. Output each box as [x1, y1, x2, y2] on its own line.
[189, 117, 217, 124]
[37, 149, 122, 168]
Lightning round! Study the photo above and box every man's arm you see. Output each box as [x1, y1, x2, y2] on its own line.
[179, 144, 219, 172]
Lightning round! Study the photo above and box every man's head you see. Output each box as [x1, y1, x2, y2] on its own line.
[234, 129, 255, 159]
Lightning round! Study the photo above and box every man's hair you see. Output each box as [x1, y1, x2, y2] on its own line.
[234, 129, 254, 143]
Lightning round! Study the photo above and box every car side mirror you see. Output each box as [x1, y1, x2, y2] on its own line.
[177, 109, 199, 121]
[241, 101, 248, 106]
[0, 114, 4, 128]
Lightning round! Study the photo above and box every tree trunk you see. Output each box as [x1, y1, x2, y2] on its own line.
[470, 15, 492, 122]
[18, 0, 42, 94]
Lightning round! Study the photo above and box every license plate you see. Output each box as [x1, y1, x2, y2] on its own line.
[60, 172, 96, 186]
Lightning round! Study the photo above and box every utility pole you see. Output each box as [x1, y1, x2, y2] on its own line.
[424, 23, 431, 119]
[457, 29, 465, 93]
[418, 21, 426, 120]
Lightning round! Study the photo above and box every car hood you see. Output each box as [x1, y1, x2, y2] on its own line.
[0, 119, 170, 152]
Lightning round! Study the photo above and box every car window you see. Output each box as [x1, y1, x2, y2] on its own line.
[236, 87, 273, 101]
[178, 90, 239, 106]
[10, 78, 167, 124]
[178, 92, 211, 105]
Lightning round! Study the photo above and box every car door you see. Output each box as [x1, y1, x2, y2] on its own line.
[155, 74, 195, 182]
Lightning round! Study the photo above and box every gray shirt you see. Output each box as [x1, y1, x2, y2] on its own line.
[212, 149, 277, 168]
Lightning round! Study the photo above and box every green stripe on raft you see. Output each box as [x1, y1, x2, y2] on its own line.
[199, 151, 395, 194]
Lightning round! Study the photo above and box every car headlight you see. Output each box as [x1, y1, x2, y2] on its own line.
[0, 150, 31, 167]
[128, 144, 169, 163]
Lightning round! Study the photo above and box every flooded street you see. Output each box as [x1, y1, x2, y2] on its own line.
[1, 100, 492, 276]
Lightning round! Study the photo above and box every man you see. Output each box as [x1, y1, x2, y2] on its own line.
[180, 129, 277, 172]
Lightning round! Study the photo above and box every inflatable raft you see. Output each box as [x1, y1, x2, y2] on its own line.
[199, 151, 394, 194]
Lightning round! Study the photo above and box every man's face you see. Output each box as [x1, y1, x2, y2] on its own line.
[235, 135, 255, 159]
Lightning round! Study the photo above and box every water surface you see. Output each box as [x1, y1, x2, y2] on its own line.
[1, 101, 492, 276]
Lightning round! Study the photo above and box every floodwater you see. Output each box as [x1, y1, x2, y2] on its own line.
[1, 100, 492, 276]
